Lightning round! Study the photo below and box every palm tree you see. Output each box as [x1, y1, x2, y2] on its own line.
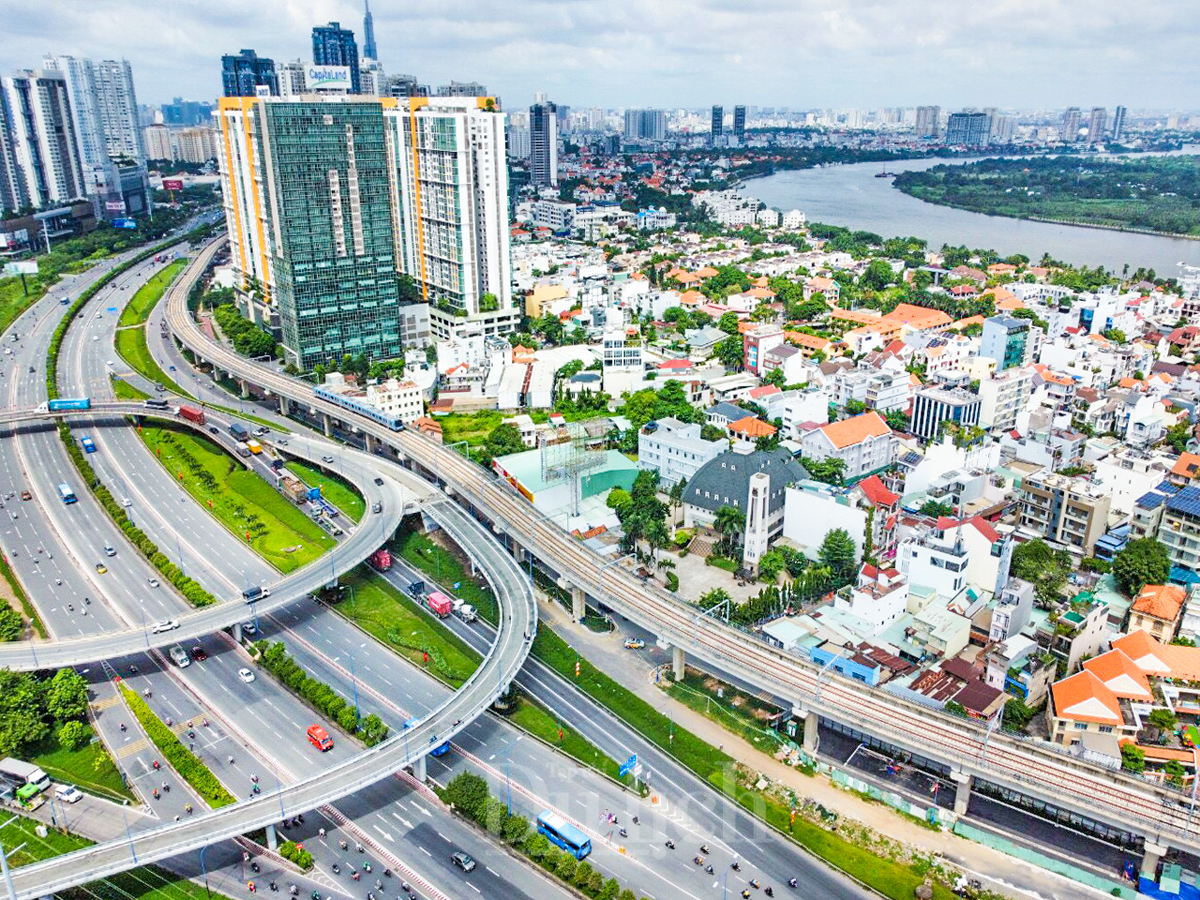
[713, 505, 746, 556]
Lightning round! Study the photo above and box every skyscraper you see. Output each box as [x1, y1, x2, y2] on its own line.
[945, 112, 989, 147]
[529, 93, 557, 187]
[362, 0, 377, 61]
[1087, 107, 1108, 145]
[914, 105, 940, 139]
[623, 109, 665, 141]
[277, 60, 307, 98]
[1112, 105, 1128, 142]
[1061, 107, 1081, 142]
[0, 70, 86, 210]
[45, 55, 145, 164]
[221, 49, 278, 97]
[733, 105, 746, 141]
[710, 105, 723, 143]
[312, 22, 360, 94]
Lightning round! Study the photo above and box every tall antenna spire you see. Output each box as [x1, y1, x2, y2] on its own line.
[363, 0, 378, 61]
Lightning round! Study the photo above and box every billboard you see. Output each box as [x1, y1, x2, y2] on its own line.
[0, 229, 29, 251]
[162, 179, 184, 191]
[307, 65, 352, 91]
[105, 200, 126, 212]
[111, 218, 138, 230]
[254, 84, 273, 98]
[3, 261, 38, 276]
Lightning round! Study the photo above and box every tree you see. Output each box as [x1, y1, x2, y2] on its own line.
[1003, 697, 1036, 730]
[713, 335, 744, 370]
[47, 668, 89, 722]
[444, 772, 490, 822]
[606, 488, 632, 511]
[1164, 420, 1191, 455]
[859, 259, 895, 291]
[555, 853, 577, 882]
[918, 500, 955, 518]
[819, 528, 857, 581]
[1011, 538, 1071, 606]
[717, 311, 741, 335]
[1120, 742, 1146, 773]
[1113, 538, 1171, 597]
[0, 671, 48, 758]
[484, 424, 526, 461]
[800, 456, 846, 486]
[0, 608, 21, 641]
[1166, 759, 1187, 787]
[599, 877, 621, 900]
[713, 506, 746, 556]
[1148, 707, 1178, 734]
[57, 720, 88, 751]
[502, 811, 529, 844]
[700, 587, 731, 607]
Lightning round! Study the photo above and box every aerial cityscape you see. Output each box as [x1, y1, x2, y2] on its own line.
[2, 4, 1200, 900]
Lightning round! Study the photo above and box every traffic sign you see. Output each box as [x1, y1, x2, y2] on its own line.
[453, 581, 461, 589]
[619, 753, 638, 778]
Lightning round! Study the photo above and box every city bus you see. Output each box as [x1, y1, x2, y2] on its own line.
[57, 483, 77, 504]
[536, 810, 591, 860]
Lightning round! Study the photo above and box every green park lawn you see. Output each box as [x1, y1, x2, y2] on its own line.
[138, 425, 335, 572]
[118, 258, 186, 326]
[30, 727, 134, 803]
[114, 327, 193, 398]
[285, 460, 365, 522]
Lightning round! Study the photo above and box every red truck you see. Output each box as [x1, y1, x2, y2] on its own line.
[177, 406, 206, 426]
[369, 549, 391, 571]
[426, 591, 452, 618]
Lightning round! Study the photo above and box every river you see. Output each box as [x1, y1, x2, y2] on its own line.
[744, 149, 1200, 275]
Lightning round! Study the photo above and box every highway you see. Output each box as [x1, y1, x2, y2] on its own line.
[162, 237, 1200, 856]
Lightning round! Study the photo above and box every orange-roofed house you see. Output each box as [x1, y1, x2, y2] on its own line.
[1081, 650, 1153, 703]
[1047, 670, 1135, 747]
[987, 263, 1018, 276]
[799, 411, 896, 479]
[676, 271, 700, 286]
[679, 290, 706, 308]
[728, 415, 778, 441]
[785, 331, 834, 358]
[753, 275, 770, 288]
[804, 276, 840, 303]
[1169, 452, 1200, 486]
[694, 266, 719, 279]
[1128, 584, 1186, 640]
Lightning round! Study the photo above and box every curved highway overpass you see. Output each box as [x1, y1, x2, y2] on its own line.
[166, 237, 1200, 856]
[0, 401, 407, 669]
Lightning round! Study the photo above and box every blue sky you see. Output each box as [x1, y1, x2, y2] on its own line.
[4, 0, 1197, 111]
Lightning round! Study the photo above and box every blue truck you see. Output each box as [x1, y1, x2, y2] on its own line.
[48, 398, 91, 411]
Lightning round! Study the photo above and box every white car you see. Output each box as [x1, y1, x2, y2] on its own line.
[147, 577, 160, 588]
[122, 498, 132, 507]
[241, 621, 258, 636]
[55, 785, 83, 804]
[238, 668, 256, 684]
[151, 619, 178, 634]
[91, 335, 99, 341]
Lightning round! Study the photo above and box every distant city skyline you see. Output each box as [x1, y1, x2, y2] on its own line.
[4, 0, 1199, 109]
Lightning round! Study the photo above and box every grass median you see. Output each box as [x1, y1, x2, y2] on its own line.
[115, 327, 194, 399]
[1, 811, 227, 900]
[138, 424, 334, 572]
[392, 522, 499, 624]
[333, 565, 624, 780]
[30, 727, 134, 803]
[0, 543, 46, 638]
[118, 258, 186, 326]
[120, 685, 236, 808]
[285, 460, 365, 522]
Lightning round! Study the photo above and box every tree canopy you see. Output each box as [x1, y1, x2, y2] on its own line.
[1112, 537, 1172, 597]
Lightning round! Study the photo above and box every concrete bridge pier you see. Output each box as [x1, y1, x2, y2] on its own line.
[671, 645, 685, 681]
[570, 586, 585, 621]
[278, 396, 291, 416]
[1143, 838, 1169, 878]
[365, 433, 377, 456]
[322, 414, 333, 438]
[265, 823, 279, 850]
[951, 770, 973, 816]
[792, 705, 818, 753]
[239, 379, 251, 399]
[413, 755, 427, 783]
[232, 623, 243, 642]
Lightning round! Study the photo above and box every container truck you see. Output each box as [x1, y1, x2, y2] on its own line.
[426, 591, 453, 618]
[177, 406, 206, 426]
[48, 398, 90, 411]
[0, 758, 50, 794]
[229, 422, 250, 441]
[369, 549, 392, 571]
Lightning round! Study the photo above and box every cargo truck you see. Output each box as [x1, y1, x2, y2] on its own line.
[177, 405, 206, 426]
[48, 398, 90, 411]
[0, 758, 50, 794]
[229, 422, 250, 441]
[369, 549, 392, 571]
[426, 591, 453, 618]
[456, 603, 478, 623]
[246, 439, 262, 455]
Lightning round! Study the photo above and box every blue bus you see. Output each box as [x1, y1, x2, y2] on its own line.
[537, 810, 591, 860]
[47, 398, 91, 411]
[57, 483, 77, 504]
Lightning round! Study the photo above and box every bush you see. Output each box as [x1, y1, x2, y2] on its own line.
[444, 772, 490, 822]
[57, 720, 89, 751]
[278, 840, 314, 870]
[0, 608, 21, 641]
[555, 853, 577, 882]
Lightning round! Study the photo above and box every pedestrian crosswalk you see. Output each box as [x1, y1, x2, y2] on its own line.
[116, 737, 150, 759]
[91, 695, 122, 712]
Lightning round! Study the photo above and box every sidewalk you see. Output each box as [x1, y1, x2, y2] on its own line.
[538, 595, 1122, 900]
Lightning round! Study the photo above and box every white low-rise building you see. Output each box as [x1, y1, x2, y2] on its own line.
[638, 417, 724, 487]
[364, 378, 424, 423]
[798, 412, 896, 480]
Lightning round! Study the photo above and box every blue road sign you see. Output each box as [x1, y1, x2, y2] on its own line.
[619, 754, 638, 778]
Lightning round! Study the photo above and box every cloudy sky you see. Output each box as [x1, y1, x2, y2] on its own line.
[5, 0, 1198, 111]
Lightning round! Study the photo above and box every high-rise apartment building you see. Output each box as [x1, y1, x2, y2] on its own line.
[914, 105, 940, 139]
[529, 93, 557, 187]
[358, 59, 385, 97]
[910, 386, 981, 441]
[143, 123, 173, 161]
[216, 94, 513, 364]
[312, 22, 360, 94]
[623, 108, 665, 141]
[1087, 107, 1107, 145]
[990, 114, 1015, 144]
[221, 49, 278, 98]
[362, 0, 378, 60]
[1061, 106, 1081, 142]
[384, 74, 429, 100]
[0, 70, 86, 210]
[1112, 105, 1128, 142]
[945, 112, 989, 147]
[44, 55, 145, 164]
[277, 60, 307, 98]
[710, 105, 723, 142]
[733, 105, 746, 140]
[979, 315, 1030, 371]
[176, 127, 218, 164]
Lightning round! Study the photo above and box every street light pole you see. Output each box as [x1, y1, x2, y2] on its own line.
[199, 843, 211, 899]
[0, 840, 20, 900]
[349, 652, 360, 730]
[501, 735, 524, 816]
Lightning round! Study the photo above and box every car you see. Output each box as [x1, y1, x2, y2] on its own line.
[155, 383, 165, 392]
[241, 621, 258, 636]
[371, 502, 382, 514]
[276, 438, 288, 446]
[122, 498, 132, 507]
[55, 785, 83, 804]
[19, 490, 30, 501]
[94, 563, 107, 575]
[147, 577, 160, 588]
[373, 477, 384, 486]
[91, 335, 98, 342]
[238, 667, 255, 684]
[624, 637, 645, 650]
[151, 619, 178, 634]
[106, 360, 114, 367]
[191, 645, 208, 661]
[253, 427, 269, 437]
[208, 426, 219, 434]
[451, 852, 476, 873]
[321, 455, 334, 463]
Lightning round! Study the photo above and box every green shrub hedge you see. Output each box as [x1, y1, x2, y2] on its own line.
[120, 685, 235, 807]
[278, 840, 313, 870]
